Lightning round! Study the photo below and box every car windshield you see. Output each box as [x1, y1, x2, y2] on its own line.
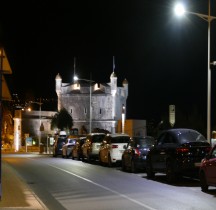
[178, 131, 206, 143]
[134, 137, 155, 148]
[57, 137, 66, 144]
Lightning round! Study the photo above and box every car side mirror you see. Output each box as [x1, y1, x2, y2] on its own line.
[123, 145, 127, 149]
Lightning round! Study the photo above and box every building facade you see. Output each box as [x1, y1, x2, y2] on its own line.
[55, 71, 128, 134]
[13, 110, 56, 151]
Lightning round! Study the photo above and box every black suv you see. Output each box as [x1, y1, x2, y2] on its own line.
[146, 128, 211, 183]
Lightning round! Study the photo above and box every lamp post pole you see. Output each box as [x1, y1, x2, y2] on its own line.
[122, 104, 125, 133]
[89, 80, 92, 133]
[39, 100, 42, 149]
[74, 76, 94, 133]
[29, 99, 43, 152]
[0, 45, 3, 200]
[174, 1, 216, 144]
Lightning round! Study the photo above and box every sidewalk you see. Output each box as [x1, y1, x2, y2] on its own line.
[0, 157, 48, 210]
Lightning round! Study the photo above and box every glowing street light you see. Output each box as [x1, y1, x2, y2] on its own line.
[74, 75, 94, 133]
[28, 99, 43, 151]
[174, 1, 216, 144]
[122, 104, 125, 133]
[0, 45, 3, 200]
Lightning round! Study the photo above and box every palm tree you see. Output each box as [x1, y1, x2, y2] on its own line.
[51, 108, 73, 133]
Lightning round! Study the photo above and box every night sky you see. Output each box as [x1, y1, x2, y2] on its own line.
[1, 0, 216, 126]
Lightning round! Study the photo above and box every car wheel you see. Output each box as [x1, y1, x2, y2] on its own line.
[98, 153, 103, 165]
[76, 153, 80, 160]
[66, 151, 71, 159]
[71, 151, 75, 160]
[86, 151, 91, 162]
[53, 148, 57, 157]
[146, 158, 155, 179]
[166, 161, 176, 183]
[108, 154, 112, 167]
[122, 158, 126, 171]
[79, 154, 83, 161]
[131, 160, 137, 173]
[200, 171, 209, 192]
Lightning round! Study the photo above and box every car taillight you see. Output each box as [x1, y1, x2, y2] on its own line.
[176, 148, 189, 154]
[134, 148, 141, 156]
[112, 145, 118, 148]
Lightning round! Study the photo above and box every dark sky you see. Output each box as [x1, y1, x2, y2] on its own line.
[1, 0, 216, 123]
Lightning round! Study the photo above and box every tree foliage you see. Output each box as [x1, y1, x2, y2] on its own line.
[51, 108, 73, 131]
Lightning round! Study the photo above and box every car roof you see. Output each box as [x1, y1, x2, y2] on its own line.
[162, 128, 202, 135]
[159, 128, 207, 142]
[132, 136, 154, 139]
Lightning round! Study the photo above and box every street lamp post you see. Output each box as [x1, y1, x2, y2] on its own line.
[29, 99, 43, 151]
[0, 44, 3, 200]
[174, 1, 216, 144]
[74, 75, 94, 133]
[122, 104, 125, 133]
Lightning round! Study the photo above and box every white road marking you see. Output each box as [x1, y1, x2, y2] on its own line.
[48, 163, 157, 210]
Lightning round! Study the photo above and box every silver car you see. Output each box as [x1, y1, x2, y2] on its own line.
[62, 138, 77, 158]
[82, 133, 106, 162]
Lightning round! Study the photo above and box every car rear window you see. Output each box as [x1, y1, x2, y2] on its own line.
[68, 139, 76, 144]
[178, 131, 206, 143]
[91, 134, 105, 143]
[111, 136, 130, 143]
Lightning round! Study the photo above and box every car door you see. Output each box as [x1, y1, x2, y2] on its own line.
[99, 140, 108, 162]
[123, 141, 133, 166]
[206, 147, 216, 183]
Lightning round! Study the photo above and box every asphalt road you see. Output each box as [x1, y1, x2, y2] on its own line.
[2, 153, 216, 210]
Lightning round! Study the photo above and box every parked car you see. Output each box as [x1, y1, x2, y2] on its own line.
[199, 144, 216, 192]
[99, 133, 130, 167]
[146, 128, 211, 183]
[82, 133, 106, 162]
[122, 136, 155, 173]
[72, 136, 86, 160]
[53, 135, 67, 157]
[62, 138, 77, 158]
